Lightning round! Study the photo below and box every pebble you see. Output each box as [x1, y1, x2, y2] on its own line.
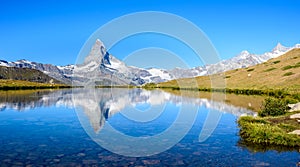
[2, 159, 11, 163]
[57, 154, 64, 158]
[82, 159, 98, 164]
[38, 144, 47, 147]
[77, 153, 86, 157]
[142, 160, 160, 165]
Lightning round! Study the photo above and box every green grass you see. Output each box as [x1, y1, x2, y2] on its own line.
[282, 63, 300, 70]
[273, 60, 281, 64]
[264, 67, 276, 72]
[283, 72, 294, 76]
[282, 65, 293, 70]
[238, 96, 300, 148]
[0, 79, 72, 90]
[238, 116, 300, 147]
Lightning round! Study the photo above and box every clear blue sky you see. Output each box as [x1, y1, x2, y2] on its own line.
[0, 0, 299, 67]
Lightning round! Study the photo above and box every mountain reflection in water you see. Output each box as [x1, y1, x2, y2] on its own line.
[1, 89, 299, 166]
[0, 88, 255, 133]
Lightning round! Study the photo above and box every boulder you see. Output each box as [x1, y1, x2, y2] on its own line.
[288, 102, 300, 112]
[288, 130, 300, 136]
[290, 113, 300, 119]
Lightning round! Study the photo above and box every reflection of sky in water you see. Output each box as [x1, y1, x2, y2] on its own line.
[134, 103, 151, 112]
[0, 89, 299, 166]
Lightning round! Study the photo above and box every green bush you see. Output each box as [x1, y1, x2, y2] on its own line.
[143, 83, 157, 89]
[259, 98, 288, 117]
[264, 67, 276, 72]
[282, 63, 300, 70]
[283, 72, 294, 76]
[273, 60, 281, 64]
[282, 65, 293, 70]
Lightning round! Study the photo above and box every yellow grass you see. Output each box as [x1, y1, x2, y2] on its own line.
[158, 48, 300, 93]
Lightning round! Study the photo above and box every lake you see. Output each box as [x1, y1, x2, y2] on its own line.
[0, 88, 299, 166]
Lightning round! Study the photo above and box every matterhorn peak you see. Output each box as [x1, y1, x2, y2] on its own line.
[83, 39, 107, 64]
[95, 39, 105, 47]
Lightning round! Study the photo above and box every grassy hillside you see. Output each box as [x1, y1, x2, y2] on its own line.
[0, 66, 62, 84]
[0, 79, 71, 90]
[158, 48, 300, 93]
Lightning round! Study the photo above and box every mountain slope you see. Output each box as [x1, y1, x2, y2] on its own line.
[0, 66, 62, 84]
[158, 48, 300, 92]
[0, 59, 73, 84]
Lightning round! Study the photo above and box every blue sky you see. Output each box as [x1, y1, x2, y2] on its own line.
[0, 0, 299, 68]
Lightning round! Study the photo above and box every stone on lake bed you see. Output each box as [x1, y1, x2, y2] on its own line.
[77, 153, 86, 157]
[57, 154, 64, 158]
[142, 160, 160, 165]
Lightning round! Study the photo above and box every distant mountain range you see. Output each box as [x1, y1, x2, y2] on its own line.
[159, 48, 300, 91]
[0, 40, 299, 86]
[0, 66, 61, 84]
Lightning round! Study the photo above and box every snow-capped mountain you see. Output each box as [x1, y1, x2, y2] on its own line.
[0, 59, 74, 84]
[168, 42, 298, 77]
[72, 39, 174, 86]
[202, 42, 296, 75]
[0, 41, 299, 86]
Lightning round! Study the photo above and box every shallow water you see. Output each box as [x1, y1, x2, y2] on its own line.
[0, 88, 299, 166]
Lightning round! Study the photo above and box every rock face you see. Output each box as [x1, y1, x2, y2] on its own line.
[288, 102, 300, 112]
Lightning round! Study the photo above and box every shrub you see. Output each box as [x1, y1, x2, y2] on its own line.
[283, 72, 294, 76]
[282, 65, 293, 70]
[282, 63, 300, 70]
[264, 67, 276, 72]
[143, 83, 157, 89]
[273, 60, 280, 64]
[247, 68, 255, 72]
[259, 97, 288, 117]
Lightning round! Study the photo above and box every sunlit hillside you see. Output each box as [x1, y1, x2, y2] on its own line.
[158, 48, 300, 93]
